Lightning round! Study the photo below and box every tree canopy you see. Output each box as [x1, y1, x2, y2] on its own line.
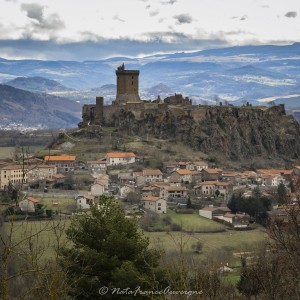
[60, 195, 164, 299]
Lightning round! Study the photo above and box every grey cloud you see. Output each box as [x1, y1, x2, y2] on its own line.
[161, 0, 177, 5]
[21, 3, 65, 31]
[174, 14, 193, 24]
[149, 10, 159, 17]
[285, 11, 297, 18]
[146, 5, 151, 9]
[113, 15, 126, 22]
[21, 3, 44, 22]
[240, 15, 248, 21]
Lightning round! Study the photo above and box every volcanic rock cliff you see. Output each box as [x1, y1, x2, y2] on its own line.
[102, 104, 300, 161]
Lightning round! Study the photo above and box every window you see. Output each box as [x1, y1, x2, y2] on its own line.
[158, 207, 161, 210]
[158, 203, 161, 206]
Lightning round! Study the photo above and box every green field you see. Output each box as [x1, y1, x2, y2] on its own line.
[146, 229, 266, 266]
[0, 147, 15, 159]
[167, 209, 225, 232]
[39, 197, 76, 214]
[4, 218, 71, 260]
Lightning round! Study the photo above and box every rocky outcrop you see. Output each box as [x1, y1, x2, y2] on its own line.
[103, 104, 300, 161]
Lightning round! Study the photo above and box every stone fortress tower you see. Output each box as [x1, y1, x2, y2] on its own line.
[115, 63, 141, 104]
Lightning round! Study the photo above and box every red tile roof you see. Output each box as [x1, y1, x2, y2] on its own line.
[176, 169, 193, 175]
[106, 152, 136, 158]
[203, 168, 221, 174]
[143, 169, 163, 176]
[142, 196, 161, 201]
[44, 155, 76, 161]
[26, 196, 39, 203]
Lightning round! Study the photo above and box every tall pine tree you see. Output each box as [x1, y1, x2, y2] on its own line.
[60, 195, 165, 299]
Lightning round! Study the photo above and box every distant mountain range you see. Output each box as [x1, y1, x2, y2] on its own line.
[0, 85, 81, 129]
[4, 76, 73, 93]
[1, 43, 300, 124]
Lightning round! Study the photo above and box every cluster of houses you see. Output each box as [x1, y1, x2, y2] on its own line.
[1, 151, 300, 225]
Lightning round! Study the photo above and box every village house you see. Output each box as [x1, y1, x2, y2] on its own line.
[194, 181, 233, 199]
[168, 177, 182, 186]
[199, 206, 231, 220]
[222, 172, 242, 185]
[119, 184, 135, 198]
[166, 186, 188, 201]
[95, 174, 110, 187]
[118, 172, 134, 184]
[141, 196, 167, 214]
[257, 174, 285, 187]
[171, 169, 194, 183]
[0, 164, 29, 190]
[44, 155, 77, 173]
[132, 172, 144, 186]
[194, 161, 209, 171]
[90, 182, 105, 197]
[222, 213, 250, 228]
[86, 158, 107, 173]
[240, 171, 258, 185]
[256, 169, 292, 186]
[143, 169, 163, 183]
[106, 152, 136, 166]
[177, 161, 194, 170]
[19, 196, 39, 213]
[141, 186, 160, 197]
[76, 194, 94, 210]
[27, 165, 57, 183]
[163, 162, 178, 174]
[201, 168, 222, 181]
[151, 182, 170, 200]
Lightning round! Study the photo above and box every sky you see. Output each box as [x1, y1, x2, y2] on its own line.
[0, 0, 299, 60]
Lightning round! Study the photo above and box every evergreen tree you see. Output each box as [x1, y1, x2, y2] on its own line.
[277, 182, 288, 205]
[60, 195, 164, 299]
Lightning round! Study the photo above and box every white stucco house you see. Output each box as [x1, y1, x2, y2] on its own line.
[76, 195, 94, 210]
[106, 152, 136, 166]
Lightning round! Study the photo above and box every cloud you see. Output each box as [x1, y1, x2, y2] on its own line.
[21, 3, 44, 22]
[240, 15, 248, 21]
[146, 5, 151, 9]
[285, 11, 297, 18]
[113, 15, 126, 22]
[21, 3, 65, 32]
[161, 0, 177, 5]
[174, 14, 193, 24]
[149, 10, 159, 17]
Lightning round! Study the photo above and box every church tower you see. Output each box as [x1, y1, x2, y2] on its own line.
[115, 64, 141, 103]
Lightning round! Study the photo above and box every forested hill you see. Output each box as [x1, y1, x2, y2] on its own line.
[0, 85, 81, 129]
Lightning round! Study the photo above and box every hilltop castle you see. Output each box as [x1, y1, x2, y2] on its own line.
[79, 64, 192, 128]
[78, 65, 300, 161]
